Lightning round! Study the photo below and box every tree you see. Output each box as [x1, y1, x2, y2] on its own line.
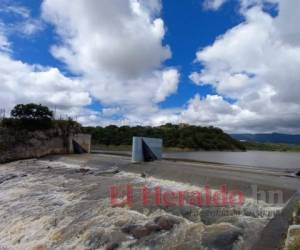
[11, 104, 53, 120]
[3, 103, 54, 130]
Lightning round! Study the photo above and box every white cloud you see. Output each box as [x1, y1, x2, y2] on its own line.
[0, 52, 91, 113]
[102, 107, 122, 117]
[181, 94, 237, 123]
[189, 1, 300, 133]
[0, 2, 44, 37]
[275, 0, 300, 46]
[19, 19, 44, 36]
[2, 0, 299, 134]
[203, 0, 228, 10]
[0, 0, 180, 126]
[40, 0, 179, 122]
[42, 0, 173, 79]
[0, 31, 10, 52]
[0, 3, 30, 18]
[0, 7, 90, 118]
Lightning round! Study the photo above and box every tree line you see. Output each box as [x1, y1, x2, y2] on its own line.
[83, 124, 245, 151]
[0, 104, 245, 151]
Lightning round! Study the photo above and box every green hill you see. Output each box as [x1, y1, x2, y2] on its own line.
[83, 123, 245, 151]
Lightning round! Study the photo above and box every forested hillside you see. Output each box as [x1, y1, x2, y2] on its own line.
[231, 133, 300, 144]
[83, 124, 245, 151]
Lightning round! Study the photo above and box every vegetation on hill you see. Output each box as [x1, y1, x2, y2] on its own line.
[242, 141, 300, 152]
[232, 133, 300, 145]
[0, 104, 81, 152]
[1, 103, 81, 131]
[83, 124, 245, 151]
[0, 104, 245, 151]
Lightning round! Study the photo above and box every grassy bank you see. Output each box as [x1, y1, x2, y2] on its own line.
[242, 141, 300, 152]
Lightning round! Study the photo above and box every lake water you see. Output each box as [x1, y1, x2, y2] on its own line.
[164, 151, 300, 171]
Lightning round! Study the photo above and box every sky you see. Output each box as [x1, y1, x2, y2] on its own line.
[0, 0, 300, 133]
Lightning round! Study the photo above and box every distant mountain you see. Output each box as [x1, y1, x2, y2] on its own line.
[231, 133, 300, 144]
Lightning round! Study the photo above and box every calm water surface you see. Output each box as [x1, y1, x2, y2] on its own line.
[164, 151, 300, 171]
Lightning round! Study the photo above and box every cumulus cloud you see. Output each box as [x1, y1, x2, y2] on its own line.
[0, 52, 91, 113]
[0, 21, 91, 115]
[42, 0, 178, 102]
[2, 0, 299, 133]
[189, 0, 300, 133]
[181, 94, 237, 123]
[39, 0, 180, 123]
[0, 0, 180, 125]
[0, 2, 93, 121]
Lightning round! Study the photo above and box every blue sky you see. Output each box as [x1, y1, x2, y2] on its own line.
[161, 0, 243, 108]
[1, 0, 300, 133]
[7, 0, 241, 109]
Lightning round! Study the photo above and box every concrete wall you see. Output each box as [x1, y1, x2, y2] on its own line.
[0, 129, 68, 163]
[132, 137, 162, 162]
[69, 133, 91, 154]
[0, 130, 91, 163]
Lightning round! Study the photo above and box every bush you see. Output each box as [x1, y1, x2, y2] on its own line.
[2, 117, 53, 131]
[53, 118, 82, 134]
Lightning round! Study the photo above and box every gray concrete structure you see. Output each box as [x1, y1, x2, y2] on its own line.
[69, 133, 91, 154]
[132, 137, 162, 162]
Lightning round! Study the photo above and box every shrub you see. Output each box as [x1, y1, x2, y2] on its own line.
[2, 117, 53, 131]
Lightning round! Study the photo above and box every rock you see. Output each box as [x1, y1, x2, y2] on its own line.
[31, 244, 46, 250]
[85, 230, 107, 249]
[121, 224, 139, 234]
[145, 222, 161, 232]
[34, 131, 48, 140]
[202, 223, 243, 250]
[105, 242, 119, 250]
[141, 172, 147, 178]
[295, 170, 300, 177]
[131, 226, 153, 239]
[111, 201, 128, 208]
[28, 138, 41, 147]
[94, 168, 120, 176]
[75, 168, 92, 174]
[153, 215, 181, 230]
[121, 224, 153, 239]
[216, 216, 266, 230]
[215, 216, 267, 249]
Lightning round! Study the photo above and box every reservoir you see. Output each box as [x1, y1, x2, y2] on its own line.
[164, 151, 300, 171]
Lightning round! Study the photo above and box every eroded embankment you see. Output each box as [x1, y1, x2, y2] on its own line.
[0, 155, 295, 250]
[0, 128, 69, 164]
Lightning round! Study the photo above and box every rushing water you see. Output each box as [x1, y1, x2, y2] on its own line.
[164, 151, 300, 171]
[0, 158, 273, 250]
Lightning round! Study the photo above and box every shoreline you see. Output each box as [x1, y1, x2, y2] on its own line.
[92, 143, 300, 153]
